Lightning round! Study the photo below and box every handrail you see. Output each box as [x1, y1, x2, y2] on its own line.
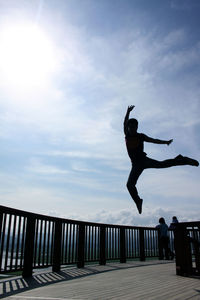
[0, 205, 175, 278]
[0, 205, 156, 229]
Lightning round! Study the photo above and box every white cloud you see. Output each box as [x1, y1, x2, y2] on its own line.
[0, 4, 199, 226]
[27, 158, 69, 175]
[68, 205, 200, 227]
[162, 29, 186, 47]
[139, 167, 200, 199]
[1, 20, 199, 153]
[157, 44, 200, 73]
[171, 0, 200, 11]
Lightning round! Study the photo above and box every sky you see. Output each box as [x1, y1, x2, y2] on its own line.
[0, 0, 200, 227]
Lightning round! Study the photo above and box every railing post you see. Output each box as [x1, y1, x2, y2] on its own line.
[52, 219, 62, 272]
[0, 211, 3, 236]
[191, 230, 200, 274]
[100, 225, 106, 265]
[120, 227, 126, 263]
[0, 211, 4, 271]
[192, 238, 200, 274]
[139, 228, 145, 261]
[174, 224, 192, 276]
[22, 215, 36, 278]
[77, 223, 85, 268]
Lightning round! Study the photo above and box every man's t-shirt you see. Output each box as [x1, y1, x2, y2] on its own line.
[156, 223, 169, 238]
[125, 133, 147, 162]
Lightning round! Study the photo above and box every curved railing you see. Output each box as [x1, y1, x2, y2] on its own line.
[0, 205, 174, 278]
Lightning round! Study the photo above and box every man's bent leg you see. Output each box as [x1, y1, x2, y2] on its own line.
[126, 166, 143, 214]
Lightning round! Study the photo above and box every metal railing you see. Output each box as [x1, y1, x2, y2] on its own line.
[174, 221, 200, 276]
[1, 205, 174, 278]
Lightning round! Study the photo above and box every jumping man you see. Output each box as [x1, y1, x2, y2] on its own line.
[124, 105, 199, 214]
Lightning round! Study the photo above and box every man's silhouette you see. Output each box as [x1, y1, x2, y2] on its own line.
[124, 105, 199, 214]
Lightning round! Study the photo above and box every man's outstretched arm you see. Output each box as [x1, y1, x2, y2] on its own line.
[124, 105, 135, 135]
[144, 135, 173, 145]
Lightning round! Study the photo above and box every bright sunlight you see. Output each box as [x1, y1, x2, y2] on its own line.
[0, 23, 56, 90]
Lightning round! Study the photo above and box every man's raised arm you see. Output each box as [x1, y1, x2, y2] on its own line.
[124, 105, 135, 135]
[143, 135, 173, 146]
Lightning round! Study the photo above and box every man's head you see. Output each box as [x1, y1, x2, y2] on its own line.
[159, 217, 165, 224]
[127, 118, 138, 134]
[172, 216, 178, 223]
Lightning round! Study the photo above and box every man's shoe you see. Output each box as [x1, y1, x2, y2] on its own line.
[183, 156, 199, 167]
[175, 154, 199, 166]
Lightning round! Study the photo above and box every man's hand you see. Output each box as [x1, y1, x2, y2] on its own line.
[127, 105, 135, 112]
[166, 139, 173, 146]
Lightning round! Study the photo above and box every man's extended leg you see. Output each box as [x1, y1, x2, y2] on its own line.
[143, 155, 199, 170]
[126, 165, 143, 214]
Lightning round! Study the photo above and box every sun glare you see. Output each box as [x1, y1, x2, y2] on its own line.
[0, 23, 56, 89]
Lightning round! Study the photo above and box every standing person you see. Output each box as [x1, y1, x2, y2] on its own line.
[124, 105, 199, 214]
[156, 217, 174, 260]
[169, 216, 179, 230]
[169, 216, 179, 259]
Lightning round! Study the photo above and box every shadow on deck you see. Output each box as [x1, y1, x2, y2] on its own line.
[0, 260, 174, 299]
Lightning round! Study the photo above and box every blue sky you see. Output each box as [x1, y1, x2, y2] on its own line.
[0, 0, 200, 226]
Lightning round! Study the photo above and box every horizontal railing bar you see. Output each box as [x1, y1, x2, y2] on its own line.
[1, 205, 199, 230]
[175, 222, 200, 227]
[0, 205, 159, 230]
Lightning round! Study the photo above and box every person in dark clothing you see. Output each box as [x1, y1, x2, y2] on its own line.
[124, 105, 199, 214]
[169, 216, 179, 230]
[156, 217, 174, 260]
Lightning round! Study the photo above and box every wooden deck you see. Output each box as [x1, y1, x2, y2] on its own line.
[1, 260, 200, 299]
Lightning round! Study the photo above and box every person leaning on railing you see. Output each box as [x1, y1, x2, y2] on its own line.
[156, 217, 174, 260]
[169, 216, 179, 230]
